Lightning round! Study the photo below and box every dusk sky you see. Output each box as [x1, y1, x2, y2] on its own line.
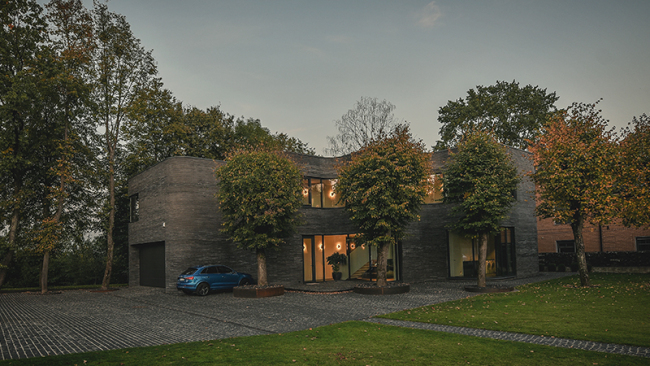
[84, 0, 649, 155]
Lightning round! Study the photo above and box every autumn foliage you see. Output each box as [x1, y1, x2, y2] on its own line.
[442, 131, 519, 287]
[528, 102, 619, 287]
[215, 148, 303, 286]
[618, 114, 650, 227]
[335, 125, 431, 287]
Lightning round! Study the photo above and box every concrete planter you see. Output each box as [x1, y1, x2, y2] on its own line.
[353, 283, 410, 295]
[233, 285, 285, 298]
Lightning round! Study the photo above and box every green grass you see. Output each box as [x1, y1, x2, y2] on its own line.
[0, 321, 643, 366]
[381, 273, 650, 347]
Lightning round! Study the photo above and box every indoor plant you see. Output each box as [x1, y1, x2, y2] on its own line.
[326, 253, 347, 281]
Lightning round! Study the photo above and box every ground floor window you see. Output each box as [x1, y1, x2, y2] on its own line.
[303, 234, 400, 282]
[636, 237, 650, 251]
[448, 228, 516, 278]
[557, 240, 576, 253]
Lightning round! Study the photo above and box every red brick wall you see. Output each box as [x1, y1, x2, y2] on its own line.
[538, 217, 650, 253]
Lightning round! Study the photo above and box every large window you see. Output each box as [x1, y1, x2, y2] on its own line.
[303, 234, 400, 282]
[424, 174, 443, 204]
[302, 178, 343, 208]
[637, 237, 650, 251]
[448, 227, 516, 278]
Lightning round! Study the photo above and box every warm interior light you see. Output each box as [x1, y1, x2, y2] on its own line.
[319, 243, 323, 251]
[336, 243, 341, 250]
[303, 188, 309, 196]
[303, 244, 307, 252]
[350, 243, 355, 250]
[361, 244, 365, 250]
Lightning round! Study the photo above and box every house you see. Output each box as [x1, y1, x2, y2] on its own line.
[538, 218, 650, 253]
[127, 148, 539, 291]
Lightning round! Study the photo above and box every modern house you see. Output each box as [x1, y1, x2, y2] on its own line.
[128, 148, 539, 291]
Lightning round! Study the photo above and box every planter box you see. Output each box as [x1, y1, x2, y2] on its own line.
[353, 284, 410, 295]
[233, 285, 285, 298]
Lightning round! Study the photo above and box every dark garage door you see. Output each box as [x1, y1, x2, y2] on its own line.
[139, 242, 165, 288]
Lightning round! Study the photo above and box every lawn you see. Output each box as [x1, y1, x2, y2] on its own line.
[381, 273, 650, 347]
[0, 321, 643, 366]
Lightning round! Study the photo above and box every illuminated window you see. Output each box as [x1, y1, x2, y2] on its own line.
[424, 174, 444, 204]
[302, 177, 343, 208]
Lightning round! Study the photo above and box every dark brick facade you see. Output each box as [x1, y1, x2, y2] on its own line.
[128, 148, 539, 291]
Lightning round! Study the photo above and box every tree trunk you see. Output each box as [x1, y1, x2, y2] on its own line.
[571, 216, 591, 287]
[0, 251, 13, 289]
[376, 242, 390, 287]
[40, 251, 50, 294]
[101, 150, 116, 291]
[257, 248, 268, 286]
[0, 210, 21, 289]
[477, 232, 488, 288]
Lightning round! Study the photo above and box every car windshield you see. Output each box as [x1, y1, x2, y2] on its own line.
[181, 267, 197, 275]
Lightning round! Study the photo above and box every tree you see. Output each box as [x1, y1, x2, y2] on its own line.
[442, 131, 519, 288]
[32, 0, 96, 294]
[528, 101, 619, 287]
[0, 0, 50, 288]
[325, 97, 400, 156]
[335, 125, 431, 287]
[618, 114, 650, 227]
[435, 80, 559, 150]
[91, 2, 157, 290]
[215, 148, 303, 287]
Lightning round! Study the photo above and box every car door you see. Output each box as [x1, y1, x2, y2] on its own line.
[218, 265, 239, 287]
[202, 266, 223, 289]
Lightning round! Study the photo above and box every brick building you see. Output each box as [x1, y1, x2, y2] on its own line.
[128, 148, 539, 291]
[538, 217, 650, 253]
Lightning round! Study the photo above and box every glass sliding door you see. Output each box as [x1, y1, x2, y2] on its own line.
[448, 228, 516, 278]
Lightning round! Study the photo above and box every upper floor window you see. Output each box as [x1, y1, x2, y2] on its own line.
[424, 174, 444, 204]
[129, 194, 139, 223]
[302, 178, 343, 208]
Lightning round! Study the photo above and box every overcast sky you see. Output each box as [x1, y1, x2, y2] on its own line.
[83, 0, 650, 155]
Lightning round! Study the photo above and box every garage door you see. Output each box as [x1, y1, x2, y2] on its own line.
[139, 242, 165, 288]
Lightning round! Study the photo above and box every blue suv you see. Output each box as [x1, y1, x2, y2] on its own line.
[177, 265, 254, 296]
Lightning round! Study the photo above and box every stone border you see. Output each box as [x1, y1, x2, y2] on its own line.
[353, 284, 410, 295]
[233, 285, 285, 298]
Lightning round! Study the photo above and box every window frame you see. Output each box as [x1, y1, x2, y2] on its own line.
[302, 177, 343, 208]
[636, 237, 650, 251]
[129, 194, 139, 223]
[556, 240, 576, 253]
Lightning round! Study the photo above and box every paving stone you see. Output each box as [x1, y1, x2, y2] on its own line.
[365, 318, 650, 358]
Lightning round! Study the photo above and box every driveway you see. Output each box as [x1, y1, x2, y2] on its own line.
[0, 274, 570, 360]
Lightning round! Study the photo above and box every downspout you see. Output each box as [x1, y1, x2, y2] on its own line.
[599, 224, 603, 252]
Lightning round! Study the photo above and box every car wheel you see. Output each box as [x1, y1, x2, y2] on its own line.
[196, 283, 210, 296]
[238, 278, 251, 286]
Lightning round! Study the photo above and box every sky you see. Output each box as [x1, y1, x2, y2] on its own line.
[79, 0, 650, 155]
